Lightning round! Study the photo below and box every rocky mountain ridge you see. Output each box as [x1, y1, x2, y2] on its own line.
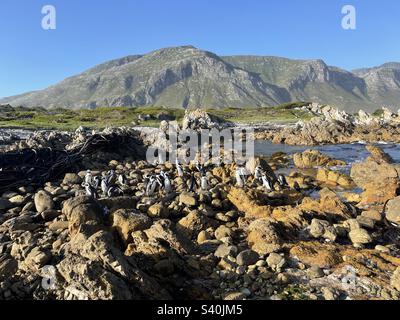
[1, 46, 399, 112]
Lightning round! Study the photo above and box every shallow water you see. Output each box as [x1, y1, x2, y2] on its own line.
[255, 140, 400, 197]
[255, 141, 400, 166]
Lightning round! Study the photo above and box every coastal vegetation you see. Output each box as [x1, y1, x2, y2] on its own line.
[0, 102, 312, 131]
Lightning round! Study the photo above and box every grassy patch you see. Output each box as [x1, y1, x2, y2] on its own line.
[0, 102, 311, 131]
[206, 102, 312, 123]
[278, 285, 310, 300]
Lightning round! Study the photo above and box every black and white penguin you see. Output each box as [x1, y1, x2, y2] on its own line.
[118, 173, 128, 186]
[254, 166, 263, 180]
[84, 170, 92, 185]
[101, 177, 109, 196]
[106, 170, 116, 185]
[196, 161, 206, 176]
[176, 159, 184, 177]
[161, 171, 172, 194]
[91, 176, 101, 189]
[188, 172, 199, 192]
[107, 185, 123, 197]
[261, 174, 275, 192]
[146, 175, 158, 196]
[156, 171, 165, 188]
[293, 181, 302, 192]
[278, 174, 288, 187]
[200, 174, 208, 191]
[235, 167, 245, 188]
[84, 182, 98, 199]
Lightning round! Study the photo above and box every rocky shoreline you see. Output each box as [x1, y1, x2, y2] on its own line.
[254, 104, 400, 145]
[1, 114, 400, 300]
[3, 104, 400, 148]
[2, 108, 400, 300]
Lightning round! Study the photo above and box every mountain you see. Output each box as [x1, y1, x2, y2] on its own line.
[1, 46, 399, 112]
[352, 63, 400, 109]
[223, 56, 370, 112]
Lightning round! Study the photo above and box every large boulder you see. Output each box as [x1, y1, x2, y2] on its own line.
[350, 158, 400, 204]
[179, 192, 198, 207]
[271, 206, 309, 230]
[62, 173, 82, 185]
[236, 249, 259, 266]
[0, 257, 18, 281]
[351, 154, 399, 188]
[293, 149, 345, 169]
[227, 187, 273, 219]
[300, 188, 353, 221]
[176, 210, 215, 239]
[316, 168, 354, 188]
[247, 218, 282, 255]
[289, 242, 343, 268]
[98, 197, 137, 213]
[147, 203, 169, 218]
[62, 196, 104, 236]
[385, 196, 400, 225]
[23, 247, 52, 271]
[57, 230, 171, 300]
[111, 209, 152, 243]
[356, 110, 378, 126]
[348, 228, 372, 245]
[309, 219, 337, 242]
[365, 145, 393, 163]
[182, 109, 219, 130]
[272, 117, 353, 146]
[126, 219, 194, 259]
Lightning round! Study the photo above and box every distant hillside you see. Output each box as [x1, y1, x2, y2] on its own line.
[1, 46, 399, 112]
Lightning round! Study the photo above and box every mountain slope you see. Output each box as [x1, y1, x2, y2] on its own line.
[222, 56, 371, 113]
[0, 46, 285, 109]
[1, 46, 399, 112]
[352, 63, 400, 109]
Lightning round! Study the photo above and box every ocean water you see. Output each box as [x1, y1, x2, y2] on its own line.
[255, 141, 400, 197]
[255, 141, 400, 167]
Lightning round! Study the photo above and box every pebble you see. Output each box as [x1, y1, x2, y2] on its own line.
[266, 253, 286, 271]
[214, 225, 232, 240]
[391, 267, 400, 291]
[322, 287, 338, 300]
[241, 288, 251, 297]
[349, 228, 372, 245]
[375, 245, 390, 253]
[214, 244, 238, 258]
[236, 250, 259, 266]
[307, 266, 325, 279]
[197, 230, 211, 244]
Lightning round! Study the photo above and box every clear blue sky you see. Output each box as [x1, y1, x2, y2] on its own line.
[1, 0, 399, 98]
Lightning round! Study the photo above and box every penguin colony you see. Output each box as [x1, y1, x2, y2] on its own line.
[82, 161, 292, 200]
